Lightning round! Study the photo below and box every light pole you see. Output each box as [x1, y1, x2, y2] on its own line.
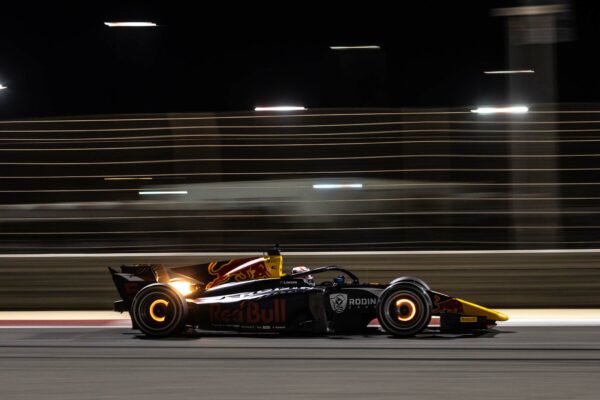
[492, 2, 572, 249]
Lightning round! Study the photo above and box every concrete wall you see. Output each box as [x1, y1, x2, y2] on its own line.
[1, 251, 598, 310]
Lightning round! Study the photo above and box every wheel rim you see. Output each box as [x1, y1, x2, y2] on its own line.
[149, 299, 169, 322]
[135, 291, 180, 334]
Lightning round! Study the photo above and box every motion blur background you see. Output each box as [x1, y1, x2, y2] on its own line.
[1, 0, 600, 309]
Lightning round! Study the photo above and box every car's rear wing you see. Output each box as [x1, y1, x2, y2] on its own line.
[109, 253, 284, 312]
[109, 265, 159, 312]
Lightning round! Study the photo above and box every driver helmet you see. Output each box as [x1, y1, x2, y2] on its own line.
[291, 266, 314, 286]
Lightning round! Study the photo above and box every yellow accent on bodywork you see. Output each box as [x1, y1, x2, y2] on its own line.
[460, 316, 478, 323]
[265, 255, 283, 278]
[456, 298, 509, 321]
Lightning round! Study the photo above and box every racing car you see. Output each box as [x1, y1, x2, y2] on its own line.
[109, 249, 508, 337]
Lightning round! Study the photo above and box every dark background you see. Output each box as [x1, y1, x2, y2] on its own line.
[0, 0, 597, 254]
[0, 0, 594, 118]
[2, 2, 600, 311]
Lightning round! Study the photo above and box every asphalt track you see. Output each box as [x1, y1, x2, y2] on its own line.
[0, 326, 599, 400]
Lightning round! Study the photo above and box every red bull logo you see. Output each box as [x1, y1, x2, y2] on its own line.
[122, 281, 145, 301]
[205, 257, 273, 289]
[233, 260, 271, 281]
[435, 298, 464, 314]
[209, 299, 286, 325]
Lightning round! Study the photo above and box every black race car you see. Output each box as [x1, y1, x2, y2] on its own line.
[109, 249, 508, 337]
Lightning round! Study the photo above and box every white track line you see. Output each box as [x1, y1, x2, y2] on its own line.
[498, 309, 600, 327]
[502, 320, 600, 327]
[1, 310, 599, 328]
[0, 325, 131, 329]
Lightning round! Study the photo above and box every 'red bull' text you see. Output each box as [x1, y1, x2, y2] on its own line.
[209, 299, 286, 325]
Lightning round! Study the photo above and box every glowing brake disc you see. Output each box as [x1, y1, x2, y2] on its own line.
[395, 298, 417, 322]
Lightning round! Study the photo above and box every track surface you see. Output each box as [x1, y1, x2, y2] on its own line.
[0, 327, 599, 400]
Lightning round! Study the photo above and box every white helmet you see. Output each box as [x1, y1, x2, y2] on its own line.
[291, 266, 314, 285]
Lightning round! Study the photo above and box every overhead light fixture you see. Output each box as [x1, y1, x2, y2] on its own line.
[104, 22, 157, 27]
[313, 183, 363, 189]
[471, 105, 529, 115]
[0, 84, 6, 90]
[484, 70, 535, 74]
[254, 106, 306, 111]
[138, 190, 188, 195]
[329, 45, 381, 50]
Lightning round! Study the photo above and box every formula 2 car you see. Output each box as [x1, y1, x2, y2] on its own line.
[109, 249, 508, 337]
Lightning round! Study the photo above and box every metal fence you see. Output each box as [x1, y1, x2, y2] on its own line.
[2, 106, 600, 308]
[1, 105, 599, 252]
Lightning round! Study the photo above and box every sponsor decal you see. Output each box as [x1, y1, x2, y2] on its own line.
[435, 298, 464, 314]
[330, 294, 377, 313]
[209, 299, 286, 325]
[123, 281, 145, 300]
[329, 293, 348, 313]
[348, 298, 377, 307]
[460, 316, 478, 323]
[206, 258, 272, 289]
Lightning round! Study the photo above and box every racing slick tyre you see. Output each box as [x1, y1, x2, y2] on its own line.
[377, 283, 432, 337]
[389, 276, 431, 291]
[130, 283, 188, 338]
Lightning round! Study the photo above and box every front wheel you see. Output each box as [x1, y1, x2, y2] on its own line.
[388, 276, 430, 291]
[377, 283, 432, 337]
[130, 283, 188, 338]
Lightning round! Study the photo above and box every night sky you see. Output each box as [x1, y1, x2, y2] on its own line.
[0, 1, 597, 118]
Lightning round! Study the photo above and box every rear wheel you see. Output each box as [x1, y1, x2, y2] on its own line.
[377, 283, 432, 337]
[131, 284, 188, 338]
